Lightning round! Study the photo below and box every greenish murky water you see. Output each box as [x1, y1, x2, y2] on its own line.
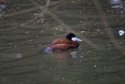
[0, 0, 125, 84]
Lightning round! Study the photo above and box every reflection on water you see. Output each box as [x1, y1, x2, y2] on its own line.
[0, 0, 125, 84]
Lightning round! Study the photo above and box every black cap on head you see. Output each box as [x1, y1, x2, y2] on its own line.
[66, 33, 76, 40]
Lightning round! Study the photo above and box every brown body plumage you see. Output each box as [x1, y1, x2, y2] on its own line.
[45, 33, 81, 52]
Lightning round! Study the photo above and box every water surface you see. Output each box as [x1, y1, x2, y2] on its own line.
[0, 0, 125, 84]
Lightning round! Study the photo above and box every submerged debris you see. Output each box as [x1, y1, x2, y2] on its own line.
[110, 0, 123, 8]
[0, 0, 7, 14]
[119, 30, 125, 36]
[0, 0, 6, 13]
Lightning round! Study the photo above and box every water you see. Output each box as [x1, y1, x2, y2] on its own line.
[0, 0, 125, 84]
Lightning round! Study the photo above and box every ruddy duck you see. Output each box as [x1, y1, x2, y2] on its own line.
[46, 33, 82, 52]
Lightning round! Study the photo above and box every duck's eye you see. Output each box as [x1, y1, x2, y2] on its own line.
[71, 37, 82, 42]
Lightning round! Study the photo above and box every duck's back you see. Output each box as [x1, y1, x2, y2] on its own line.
[50, 38, 72, 45]
[47, 38, 79, 51]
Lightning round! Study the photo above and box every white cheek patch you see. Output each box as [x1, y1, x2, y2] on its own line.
[71, 37, 82, 42]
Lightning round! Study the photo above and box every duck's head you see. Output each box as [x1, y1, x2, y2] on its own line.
[66, 33, 82, 42]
